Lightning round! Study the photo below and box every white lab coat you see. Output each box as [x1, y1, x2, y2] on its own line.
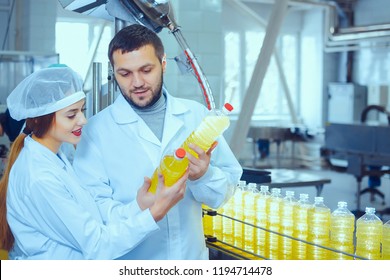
[73, 92, 243, 260]
[6, 136, 159, 259]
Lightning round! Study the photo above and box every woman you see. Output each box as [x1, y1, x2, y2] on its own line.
[0, 67, 187, 259]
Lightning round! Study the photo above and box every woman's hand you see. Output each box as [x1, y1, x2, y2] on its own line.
[150, 168, 189, 222]
[136, 177, 156, 210]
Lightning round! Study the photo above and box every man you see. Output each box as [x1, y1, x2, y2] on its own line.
[73, 24, 242, 260]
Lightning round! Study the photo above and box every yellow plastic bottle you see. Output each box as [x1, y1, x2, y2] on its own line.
[255, 185, 270, 258]
[212, 207, 223, 239]
[279, 190, 297, 260]
[202, 206, 214, 236]
[266, 188, 282, 260]
[220, 194, 235, 245]
[243, 183, 257, 253]
[149, 148, 189, 193]
[329, 201, 355, 260]
[355, 207, 382, 260]
[233, 181, 245, 249]
[307, 196, 331, 260]
[382, 220, 390, 260]
[181, 103, 233, 158]
[292, 193, 311, 260]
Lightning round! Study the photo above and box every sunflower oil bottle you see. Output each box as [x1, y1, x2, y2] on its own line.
[149, 148, 189, 193]
[292, 193, 311, 260]
[220, 193, 235, 245]
[202, 206, 214, 236]
[243, 183, 257, 253]
[329, 201, 355, 260]
[212, 207, 223, 240]
[181, 103, 233, 158]
[382, 220, 390, 260]
[255, 185, 271, 258]
[279, 190, 297, 260]
[307, 196, 331, 260]
[233, 181, 245, 249]
[266, 188, 282, 259]
[355, 207, 382, 260]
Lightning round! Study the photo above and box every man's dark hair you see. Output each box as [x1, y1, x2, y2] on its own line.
[108, 24, 164, 66]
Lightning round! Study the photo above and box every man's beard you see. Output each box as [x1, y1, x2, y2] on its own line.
[122, 73, 164, 109]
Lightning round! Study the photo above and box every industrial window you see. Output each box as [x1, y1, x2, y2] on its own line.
[55, 20, 113, 92]
[224, 30, 298, 121]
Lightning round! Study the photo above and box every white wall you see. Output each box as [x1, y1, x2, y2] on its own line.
[159, 0, 224, 108]
[13, 0, 57, 52]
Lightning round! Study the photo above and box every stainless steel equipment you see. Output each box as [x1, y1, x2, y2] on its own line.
[58, 0, 216, 111]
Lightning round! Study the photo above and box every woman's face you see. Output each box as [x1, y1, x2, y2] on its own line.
[44, 99, 87, 153]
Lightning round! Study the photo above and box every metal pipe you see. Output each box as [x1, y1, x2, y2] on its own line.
[172, 29, 216, 110]
[107, 62, 115, 106]
[241, 0, 390, 50]
[115, 17, 127, 34]
[92, 62, 102, 115]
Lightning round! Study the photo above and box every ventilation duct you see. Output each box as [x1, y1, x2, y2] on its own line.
[241, 0, 390, 52]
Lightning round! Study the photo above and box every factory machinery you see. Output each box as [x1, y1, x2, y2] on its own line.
[59, 0, 216, 114]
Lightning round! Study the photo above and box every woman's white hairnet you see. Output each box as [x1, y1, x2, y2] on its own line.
[7, 67, 86, 121]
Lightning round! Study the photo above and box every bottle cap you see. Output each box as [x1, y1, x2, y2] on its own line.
[224, 103, 234, 112]
[337, 201, 347, 208]
[299, 193, 309, 199]
[285, 190, 295, 197]
[175, 148, 186, 159]
[271, 188, 281, 195]
[260, 185, 269, 192]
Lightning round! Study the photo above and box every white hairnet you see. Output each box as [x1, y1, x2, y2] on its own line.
[7, 67, 86, 121]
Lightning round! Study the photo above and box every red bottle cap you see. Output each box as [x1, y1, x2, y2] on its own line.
[224, 103, 234, 112]
[175, 148, 186, 159]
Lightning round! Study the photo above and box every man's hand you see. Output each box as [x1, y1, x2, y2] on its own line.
[187, 141, 218, 181]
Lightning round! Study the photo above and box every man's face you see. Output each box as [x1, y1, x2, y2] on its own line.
[112, 44, 166, 109]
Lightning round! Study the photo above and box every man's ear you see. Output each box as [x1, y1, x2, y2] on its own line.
[162, 54, 167, 73]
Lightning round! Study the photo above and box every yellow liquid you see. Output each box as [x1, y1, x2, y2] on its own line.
[233, 189, 244, 248]
[382, 224, 390, 260]
[254, 192, 269, 258]
[149, 155, 189, 193]
[292, 204, 310, 260]
[243, 190, 256, 253]
[307, 208, 330, 260]
[355, 219, 382, 260]
[330, 215, 355, 260]
[182, 115, 230, 158]
[221, 196, 235, 244]
[213, 209, 223, 239]
[266, 196, 282, 260]
[279, 200, 295, 260]
[202, 206, 214, 236]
